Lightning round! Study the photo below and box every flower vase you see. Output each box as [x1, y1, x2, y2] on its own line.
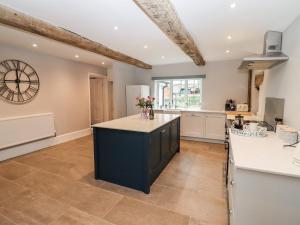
[140, 107, 148, 119]
[149, 108, 154, 120]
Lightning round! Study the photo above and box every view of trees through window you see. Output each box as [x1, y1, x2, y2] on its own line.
[155, 79, 202, 109]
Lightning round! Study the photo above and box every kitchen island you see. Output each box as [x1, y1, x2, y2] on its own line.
[92, 114, 180, 194]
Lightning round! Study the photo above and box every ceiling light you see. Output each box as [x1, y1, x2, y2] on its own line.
[161, 56, 165, 59]
[75, 54, 79, 58]
[144, 45, 148, 49]
[32, 43, 38, 48]
[230, 2, 236, 8]
[226, 50, 230, 53]
[227, 35, 232, 40]
[114, 26, 118, 30]
[102, 62, 105, 65]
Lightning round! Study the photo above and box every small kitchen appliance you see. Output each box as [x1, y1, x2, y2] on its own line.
[233, 114, 244, 130]
[225, 99, 236, 111]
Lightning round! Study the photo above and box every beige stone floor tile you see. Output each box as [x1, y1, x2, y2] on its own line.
[14, 170, 73, 198]
[0, 176, 27, 202]
[0, 190, 69, 225]
[0, 160, 34, 180]
[0, 214, 16, 225]
[54, 181, 123, 218]
[99, 182, 226, 225]
[104, 197, 189, 225]
[49, 207, 115, 225]
[16, 154, 91, 180]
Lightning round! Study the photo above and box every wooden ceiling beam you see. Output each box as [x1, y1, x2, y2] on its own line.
[0, 4, 152, 69]
[133, 0, 205, 66]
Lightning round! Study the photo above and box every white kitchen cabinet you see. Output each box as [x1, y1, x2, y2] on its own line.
[205, 114, 225, 140]
[181, 113, 205, 138]
[228, 142, 300, 225]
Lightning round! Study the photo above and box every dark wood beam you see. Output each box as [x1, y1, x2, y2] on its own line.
[0, 4, 152, 69]
[247, 70, 253, 112]
[133, 0, 205, 66]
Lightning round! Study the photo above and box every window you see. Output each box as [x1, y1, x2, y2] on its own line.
[154, 78, 203, 109]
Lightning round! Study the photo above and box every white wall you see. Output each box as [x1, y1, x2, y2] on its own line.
[136, 60, 248, 110]
[108, 62, 140, 118]
[263, 15, 300, 129]
[0, 44, 106, 135]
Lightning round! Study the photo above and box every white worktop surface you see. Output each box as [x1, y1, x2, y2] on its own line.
[154, 108, 225, 114]
[230, 130, 300, 178]
[93, 114, 180, 133]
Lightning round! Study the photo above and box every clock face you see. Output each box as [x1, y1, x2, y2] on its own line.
[0, 60, 40, 104]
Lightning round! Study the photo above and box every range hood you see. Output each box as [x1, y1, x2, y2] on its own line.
[239, 31, 289, 70]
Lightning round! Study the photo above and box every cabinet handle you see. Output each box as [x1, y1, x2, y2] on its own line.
[230, 158, 234, 164]
[230, 180, 235, 185]
[161, 129, 166, 134]
[229, 209, 233, 215]
[191, 114, 202, 117]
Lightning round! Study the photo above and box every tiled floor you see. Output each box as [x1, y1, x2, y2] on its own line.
[0, 136, 228, 225]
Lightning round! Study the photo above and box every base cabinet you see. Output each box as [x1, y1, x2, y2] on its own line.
[181, 112, 225, 140]
[228, 145, 300, 225]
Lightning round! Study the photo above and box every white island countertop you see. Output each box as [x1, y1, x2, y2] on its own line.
[93, 114, 180, 133]
[230, 130, 300, 178]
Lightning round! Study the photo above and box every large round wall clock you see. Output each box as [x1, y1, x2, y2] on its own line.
[0, 59, 40, 104]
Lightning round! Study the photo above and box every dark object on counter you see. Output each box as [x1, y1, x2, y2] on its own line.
[233, 114, 244, 130]
[274, 117, 283, 132]
[93, 118, 180, 194]
[225, 99, 236, 111]
[149, 108, 154, 120]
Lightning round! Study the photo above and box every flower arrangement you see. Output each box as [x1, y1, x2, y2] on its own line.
[136, 96, 155, 119]
[136, 96, 155, 108]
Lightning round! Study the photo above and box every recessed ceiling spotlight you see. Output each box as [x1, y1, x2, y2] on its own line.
[102, 62, 105, 65]
[32, 43, 38, 48]
[226, 50, 230, 54]
[161, 56, 165, 59]
[230, 2, 236, 8]
[227, 35, 232, 40]
[144, 45, 148, 49]
[114, 26, 118, 30]
[75, 54, 79, 58]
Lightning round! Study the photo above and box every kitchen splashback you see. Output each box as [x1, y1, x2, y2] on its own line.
[264, 97, 285, 129]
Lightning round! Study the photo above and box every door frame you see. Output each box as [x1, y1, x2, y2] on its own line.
[88, 73, 109, 126]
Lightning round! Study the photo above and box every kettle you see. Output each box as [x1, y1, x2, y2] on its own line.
[234, 114, 244, 130]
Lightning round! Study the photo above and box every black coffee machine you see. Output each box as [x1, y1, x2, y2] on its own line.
[225, 99, 236, 111]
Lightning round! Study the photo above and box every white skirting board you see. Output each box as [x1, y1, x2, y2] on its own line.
[180, 136, 225, 144]
[0, 128, 92, 161]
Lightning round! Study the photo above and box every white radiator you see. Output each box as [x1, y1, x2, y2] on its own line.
[0, 113, 56, 150]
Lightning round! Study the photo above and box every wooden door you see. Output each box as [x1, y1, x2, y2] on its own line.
[108, 81, 114, 121]
[90, 78, 104, 125]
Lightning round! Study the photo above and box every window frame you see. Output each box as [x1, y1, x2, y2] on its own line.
[154, 78, 203, 109]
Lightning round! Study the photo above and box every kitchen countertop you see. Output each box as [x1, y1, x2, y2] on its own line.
[230, 130, 300, 178]
[92, 114, 180, 133]
[154, 108, 225, 114]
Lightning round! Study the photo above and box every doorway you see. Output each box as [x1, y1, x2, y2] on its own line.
[90, 77, 105, 125]
[108, 81, 114, 120]
[89, 74, 114, 125]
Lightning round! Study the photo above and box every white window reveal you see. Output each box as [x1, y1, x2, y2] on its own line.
[152, 75, 205, 110]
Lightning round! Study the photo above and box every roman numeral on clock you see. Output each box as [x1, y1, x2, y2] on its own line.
[0, 61, 12, 71]
[28, 86, 38, 94]
[6, 90, 14, 101]
[0, 84, 8, 95]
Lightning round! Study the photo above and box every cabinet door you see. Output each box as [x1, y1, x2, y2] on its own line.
[181, 113, 205, 138]
[205, 114, 225, 140]
[170, 119, 179, 153]
[160, 125, 171, 160]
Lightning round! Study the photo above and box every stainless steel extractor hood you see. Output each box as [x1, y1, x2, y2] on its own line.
[239, 31, 289, 70]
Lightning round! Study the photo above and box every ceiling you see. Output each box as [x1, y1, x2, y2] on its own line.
[0, 0, 299, 67]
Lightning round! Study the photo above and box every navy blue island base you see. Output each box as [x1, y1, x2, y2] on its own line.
[93, 117, 180, 194]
